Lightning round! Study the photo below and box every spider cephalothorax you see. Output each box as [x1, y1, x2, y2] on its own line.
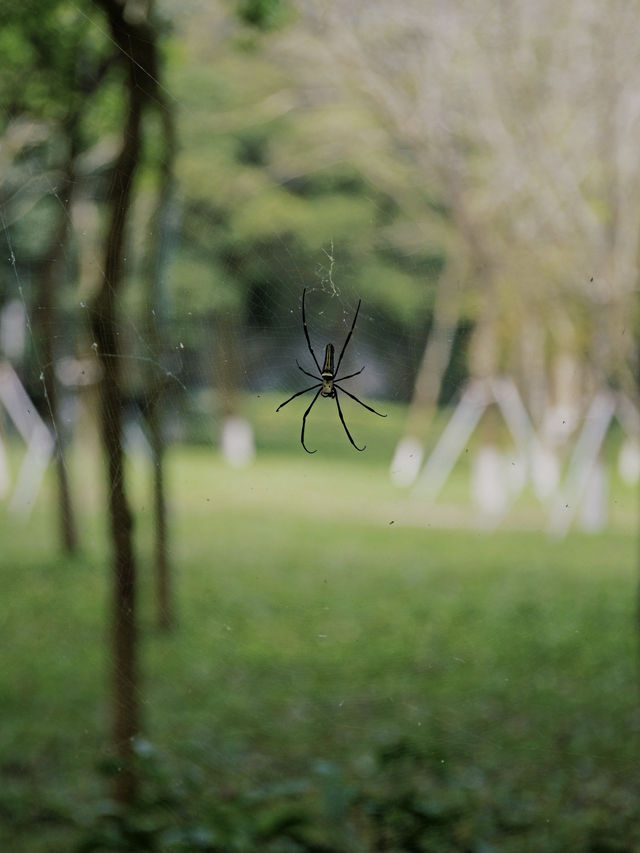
[276, 289, 386, 453]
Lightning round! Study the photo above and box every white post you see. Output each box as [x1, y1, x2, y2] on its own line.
[413, 380, 490, 500]
[547, 392, 616, 537]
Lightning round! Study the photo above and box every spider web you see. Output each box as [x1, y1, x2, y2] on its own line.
[0, 6, 637, 851]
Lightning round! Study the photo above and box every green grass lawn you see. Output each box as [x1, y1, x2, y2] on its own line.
[0, 427, 638, 851]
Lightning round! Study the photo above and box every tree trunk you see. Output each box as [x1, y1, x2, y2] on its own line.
[144, 104, 177, 631]
[91, 0, 161, 805]
[36, 135, 78, 554]
[391, 172, 491, 485]
[402, 270, 462, 441]
[90, 95, 141, 803]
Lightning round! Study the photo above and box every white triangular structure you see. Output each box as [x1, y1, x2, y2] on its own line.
[0, 361, 54, 514]
[615, 393, 640, 486]
[412, 379, 489, 500]
[0, 434, 10, 498]
[470, 444, 511, 521]
[618, 438, 640, 485]
[579, 459, 608, 533]
[407, 376, 638, 535]
[413, 377, 545, 515]
[547, 392, 616, 537]
[390, 437, 424, 487]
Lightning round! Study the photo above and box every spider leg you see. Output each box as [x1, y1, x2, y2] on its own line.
[276, 383, 321, 412]
[334, 388, 365, 451]
[296, 359, 320, 381]
[334, 365, 365, 382]
[302, 288, 322, 373]
[301, 387, 322, 454]
[334, 298, 361, 374]
[334, 384, 387, 417]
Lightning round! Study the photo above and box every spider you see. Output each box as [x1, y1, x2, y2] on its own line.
[276, 288, 386, 453]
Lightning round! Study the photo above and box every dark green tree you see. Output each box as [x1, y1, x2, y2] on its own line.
[142, 104, 178, 632]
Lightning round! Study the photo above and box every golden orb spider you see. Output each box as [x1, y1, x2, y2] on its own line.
[276, 289, 386, 453]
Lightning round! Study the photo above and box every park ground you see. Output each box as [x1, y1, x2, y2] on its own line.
[1, 395, 638, 851]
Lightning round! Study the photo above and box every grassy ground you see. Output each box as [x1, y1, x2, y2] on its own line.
[0, 408, 639, 850]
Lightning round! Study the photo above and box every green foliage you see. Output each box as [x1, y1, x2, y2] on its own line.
[0, 0, 126, 301]
[354, 262, 429, 329]
[0, 0, 104, 126]
[235, 0, 291, 31]
[75, 738, 339, 852]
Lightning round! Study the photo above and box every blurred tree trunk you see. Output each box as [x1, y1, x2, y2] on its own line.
[395, 173, 493, 476]
[213, 309, 243, 419]
[91, 98, 141, 805]
[90, 0, 161, 806]
[402, 271, 460, 440]
[144, 103, 177, 631]
[213, 306, 256, 467]
[35, 127, 78, 554]
[212, 250, 255, 466]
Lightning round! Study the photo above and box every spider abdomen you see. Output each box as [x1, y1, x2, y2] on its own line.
[321, 343, 335, 396]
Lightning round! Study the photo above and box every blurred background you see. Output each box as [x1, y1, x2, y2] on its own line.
[0, 1, 638, 851]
